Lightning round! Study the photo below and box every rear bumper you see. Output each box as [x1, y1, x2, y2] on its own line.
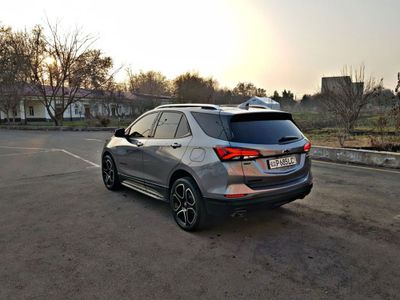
[204, 183, 313, 216]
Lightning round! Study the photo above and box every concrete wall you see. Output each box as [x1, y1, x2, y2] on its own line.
[311, 146, 400, 169]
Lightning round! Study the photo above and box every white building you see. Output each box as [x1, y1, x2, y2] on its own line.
[0, 87, 137, 123]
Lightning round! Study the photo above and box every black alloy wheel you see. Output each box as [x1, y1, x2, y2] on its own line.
[102, 154, 121, 190]
[170, 177, 207, 231]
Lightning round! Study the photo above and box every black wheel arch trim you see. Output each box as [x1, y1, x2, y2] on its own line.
[168, 165, 204, 195]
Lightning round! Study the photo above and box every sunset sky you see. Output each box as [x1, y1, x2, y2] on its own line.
[1, 0, 399, 97]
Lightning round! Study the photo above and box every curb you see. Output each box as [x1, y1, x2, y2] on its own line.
[0, 125, 118, 132]
[311, 146, 400, 169]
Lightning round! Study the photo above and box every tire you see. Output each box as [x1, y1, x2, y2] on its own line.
[102, 154, 121, 190]
[170, 177, 208, 231]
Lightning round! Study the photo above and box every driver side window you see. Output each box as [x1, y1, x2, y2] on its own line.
[128, 113, 158, 138]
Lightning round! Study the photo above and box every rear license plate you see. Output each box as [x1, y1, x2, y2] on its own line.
[268, 156, 297, 169]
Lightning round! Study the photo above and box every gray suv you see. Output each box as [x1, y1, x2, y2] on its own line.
[102, 104, 313, 231]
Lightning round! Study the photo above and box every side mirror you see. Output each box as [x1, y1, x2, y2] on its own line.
[114, 128, 126, 138]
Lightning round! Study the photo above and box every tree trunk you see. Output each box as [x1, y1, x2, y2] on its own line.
[22, 99, 27, 125]
[44, 104, 59, 126]
[338, 135, 346, 147]
[58, 111, 64, 126]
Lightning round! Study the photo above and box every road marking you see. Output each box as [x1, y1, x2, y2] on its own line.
[85, 138, 103, 142]
[0, 145, 100, 168]
[313, 160, 400, 174]
[0, 145, 58, 151]
[86, 165, 100, 169]
[0, 150, 52, 157]
[60, 149, 100, 168]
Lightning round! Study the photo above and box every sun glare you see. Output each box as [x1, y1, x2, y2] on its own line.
[114, 0, 276, 87]
[43, 56, 56, 66]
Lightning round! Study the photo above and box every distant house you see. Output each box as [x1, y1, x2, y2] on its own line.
[0, 86, 140, 123]
[321, 76, 364, 95]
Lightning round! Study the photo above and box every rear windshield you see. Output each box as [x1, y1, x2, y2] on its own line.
[230, 114, 303, 144]
[192, 111, 303, 144]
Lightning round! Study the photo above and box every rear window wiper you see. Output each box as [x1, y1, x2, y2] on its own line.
[278, 136, 299, 143]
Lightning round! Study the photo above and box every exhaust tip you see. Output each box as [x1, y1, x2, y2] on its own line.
[231, 208, 247, 218]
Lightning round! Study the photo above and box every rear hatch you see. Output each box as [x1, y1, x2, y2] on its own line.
[228, 112, 310, 189]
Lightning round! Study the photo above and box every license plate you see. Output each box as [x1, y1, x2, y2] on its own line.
[268, 156, 297, 169]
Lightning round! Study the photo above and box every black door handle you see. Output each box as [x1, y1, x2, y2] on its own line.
[136, 141, 144, 147]
[171, 142, 181, 149]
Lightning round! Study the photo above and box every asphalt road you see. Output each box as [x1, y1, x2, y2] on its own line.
[0, 129, 399, 299]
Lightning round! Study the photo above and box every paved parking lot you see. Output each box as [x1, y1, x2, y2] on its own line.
[0, 129, 399, 299]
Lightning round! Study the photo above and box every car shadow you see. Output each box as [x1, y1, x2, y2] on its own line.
[114, 185, 298, 234]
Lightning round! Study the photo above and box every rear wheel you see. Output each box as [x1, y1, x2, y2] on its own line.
[102, 154, 121, 190]
[170, 177, 208, 231]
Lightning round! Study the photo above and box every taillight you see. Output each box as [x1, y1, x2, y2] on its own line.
[304, 142, 311, 152]
[214, 146, 261, 161]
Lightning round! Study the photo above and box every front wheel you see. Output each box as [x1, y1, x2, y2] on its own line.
[102, 154, 121, 190]
[170, 177, 208, 231]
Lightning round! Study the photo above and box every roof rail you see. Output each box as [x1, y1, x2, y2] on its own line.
[155, 103, 220, 110]
[219, 104, 239, 107]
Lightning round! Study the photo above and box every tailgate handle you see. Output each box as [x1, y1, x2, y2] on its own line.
[171, 142, 182, 149]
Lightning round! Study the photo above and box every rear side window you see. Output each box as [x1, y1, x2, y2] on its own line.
[154, 112, 182, 139]
[230, 117, 303, 144]
[175, 115, 191, 138]
[191, 112, 230, 140]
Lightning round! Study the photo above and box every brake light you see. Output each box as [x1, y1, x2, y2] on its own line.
[304, 142, 311, 152]
[214, 146, 261, 161]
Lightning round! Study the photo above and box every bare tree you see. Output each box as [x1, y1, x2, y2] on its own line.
[127, 70, 170, 96]
[232, 82, 266, 97]
[173, 72, 217, 103]
[127, 69, 171, 110]
[26, 22, 115, 125]
[321, 65, 382, 146]
[0, 26, 29, 124]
